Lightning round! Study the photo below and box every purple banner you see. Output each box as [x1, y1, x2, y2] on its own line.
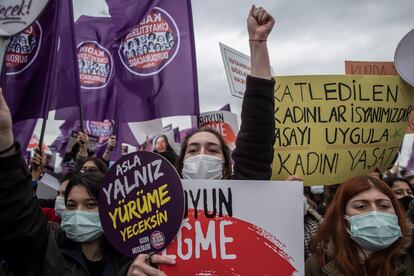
[105, 0, 159, 39]
[114, 0, 199, 122]
[55, 16, 117, 122]
[13, 119, 37, 151]
[4, 0, 79, 123]
[99, 151, 184, 257]
[173, 127, 180, 143]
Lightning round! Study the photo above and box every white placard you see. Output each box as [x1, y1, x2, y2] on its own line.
[161, 179, 304, 276]
[220, 42, 251, 98]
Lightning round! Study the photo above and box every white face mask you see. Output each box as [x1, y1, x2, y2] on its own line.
[182, 154, 224, 180]
[54, 196, 66, 217]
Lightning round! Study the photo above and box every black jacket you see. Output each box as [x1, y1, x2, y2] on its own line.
[0, 144, 130, 276]
[232, 75, 275, 180]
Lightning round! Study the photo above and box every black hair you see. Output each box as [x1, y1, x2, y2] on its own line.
[383, 176, 414, 194]
[60, 170, 78, 184]
[64, 172, 105, 204]
[79, 157, 109, 174]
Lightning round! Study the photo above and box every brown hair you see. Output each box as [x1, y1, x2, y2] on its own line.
[310, 175, 410, 276]
[175, 128, 232, 179]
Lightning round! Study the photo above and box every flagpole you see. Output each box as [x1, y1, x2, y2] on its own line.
[38, 0, 62, 152]
[68, 0, 84, 131]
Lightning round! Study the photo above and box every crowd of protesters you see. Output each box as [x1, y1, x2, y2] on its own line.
[1, 4, 414, 276]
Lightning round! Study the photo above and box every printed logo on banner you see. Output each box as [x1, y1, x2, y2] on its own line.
[118, 7, 180, 76]
[85, 120, 114, 144]
[150, 230, 165, 249]
[77, 41, 113, 89]
[99, 151, 185, 257]
[5, 21, 42, 75]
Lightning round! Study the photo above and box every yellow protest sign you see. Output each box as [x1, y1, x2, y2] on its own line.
[271, 75, 414, 186]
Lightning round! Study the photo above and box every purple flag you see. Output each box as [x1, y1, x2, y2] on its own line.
[55, 16, 117, 122]
[4, 0, 79, 123]
[173, 127, 180, 143]
[180, 127, 196, 141]
[12, 119, 37, 150]
[106, 0, 159, 39]
[114, 0, 199, 122]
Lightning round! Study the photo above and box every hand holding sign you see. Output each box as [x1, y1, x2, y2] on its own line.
[99, 151, 184, 258]
[107, 135, 116, 152]
[77, 131, 89, 157]
[30, 149, 46, 180]
[127, 253, 175, 276]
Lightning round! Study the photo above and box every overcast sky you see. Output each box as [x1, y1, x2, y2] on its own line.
[38, 0, 414, 145]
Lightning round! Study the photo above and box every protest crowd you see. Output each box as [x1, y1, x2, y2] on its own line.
[1, 1, 414, 276]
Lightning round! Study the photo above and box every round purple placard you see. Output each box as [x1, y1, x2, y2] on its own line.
[99, 151, 184, 257]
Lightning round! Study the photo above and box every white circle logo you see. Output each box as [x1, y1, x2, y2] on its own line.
[118, 7, 180, 76]
[78, 41, 113, 89]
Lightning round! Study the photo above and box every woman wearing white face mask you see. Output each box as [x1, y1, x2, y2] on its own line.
[306, 175, 414, 276]
[174, 4, 275, 182]
[125, 5, 276, 275]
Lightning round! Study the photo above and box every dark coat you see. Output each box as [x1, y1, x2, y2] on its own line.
[232, 75, 275, 180]
[0, 144, 131, 276]
[305, 253, 414, 276]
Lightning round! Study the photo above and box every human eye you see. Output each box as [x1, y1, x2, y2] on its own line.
[208, 145, 221, 153]
[66, 202, 75, 210]
[87, 201, 98, 209]
[378, 200, 392, 209]
[353, 203, 366, 210]
[186, 146, 198, 154]
[394, 189, 403, 196]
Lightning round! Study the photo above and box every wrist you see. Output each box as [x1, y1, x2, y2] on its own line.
[249, 38, 267, 42]
[0, 139, 16, 157]
[0, 131, 14, 151]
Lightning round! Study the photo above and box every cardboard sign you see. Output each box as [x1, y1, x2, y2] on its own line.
[160, 179, 304, 275]
[220, 42, 251, 98]
[197, 110, 239, 150]
[345, 61, 397, 76]
[271, 75, 414, 186]
[99, 151, 184, 257]
[84, 120, 114, 144]
[128, 119, 164, 145]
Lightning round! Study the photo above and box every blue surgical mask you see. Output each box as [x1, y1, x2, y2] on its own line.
[61, 210, 103, 243]
[345, 211, 402, 251]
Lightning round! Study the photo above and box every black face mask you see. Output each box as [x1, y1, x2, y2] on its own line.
[398, 196, 414, 211]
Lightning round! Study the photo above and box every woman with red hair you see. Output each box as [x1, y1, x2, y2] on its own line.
[306, 175, 414, 276]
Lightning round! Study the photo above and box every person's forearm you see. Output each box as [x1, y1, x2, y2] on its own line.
[102, 150, 111, 162]
[249, 41, 271, 80]
[0, 129, 15, 157]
